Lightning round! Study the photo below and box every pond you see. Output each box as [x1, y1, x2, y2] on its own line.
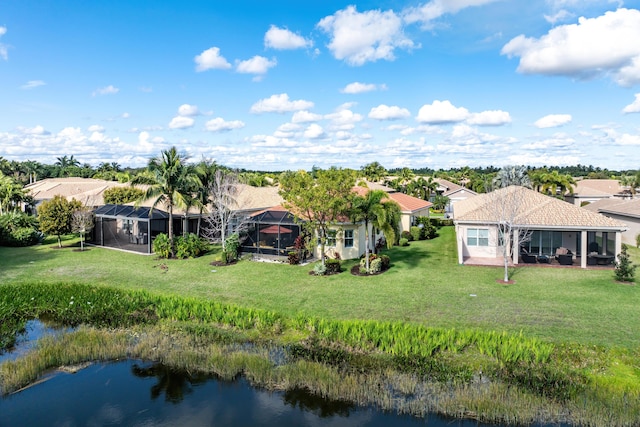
[0, 321, 565, 427]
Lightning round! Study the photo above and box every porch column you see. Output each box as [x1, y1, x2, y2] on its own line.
[615, 231, 622, 259]
[580, 230, 587, 269]
[456, 225, 464, 265]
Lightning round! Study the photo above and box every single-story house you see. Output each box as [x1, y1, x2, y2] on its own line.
[454, 185, 627, 268]
[564, 179, 628, 206]
[241, 186, 432, 261]
[25, 177, 128, 210]
[583, 198, 640, 246]
[434, 178, 478, 210]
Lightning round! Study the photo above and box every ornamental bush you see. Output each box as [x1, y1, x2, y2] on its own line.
[152, 233, 172, 258]
[410, 226, 422, 241]
[325, 258, 341, 274]
[174, 233, 208, 259]
[399, 237, 409, 247]
[0, 213, 42, 247]
[401, 230, 412, 241]
[614, 244, 636, 283]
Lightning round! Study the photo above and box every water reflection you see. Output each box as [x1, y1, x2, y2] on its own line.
[284, 387, 355, 418]
[131, 362, 208, 404]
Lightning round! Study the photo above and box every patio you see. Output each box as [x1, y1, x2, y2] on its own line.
[463, 255, 615, 269]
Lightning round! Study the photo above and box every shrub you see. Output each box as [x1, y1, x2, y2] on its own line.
[399, 237, 409, 247]
[223, 233, 240, 263]
[103, 187, 145, 204]
[174, 233, 208, 259]
[614, 244, 636, 282]
[369, 257, 383, 273]
[379, 254, 390, 270]
[636, 233, 640, 248]
[410, 226, 422, 241]
[288, 251, 300, 265]
[0, 213, 42, 247]
[400, 230, 412, 241]
[313, 263, 327, 276]
[325, 258, 341, 274]
[152, 233, 172, 258]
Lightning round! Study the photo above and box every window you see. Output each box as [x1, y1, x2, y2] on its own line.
[326, 230, 337, 247]
[467, 228, 489, 246]
[344, 229, 354, 248]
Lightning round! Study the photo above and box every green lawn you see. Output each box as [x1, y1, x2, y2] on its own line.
[1, 227, 638, 348]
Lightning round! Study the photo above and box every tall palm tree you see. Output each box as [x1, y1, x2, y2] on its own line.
[193, 159, 219, 236]
[138, 147, 192, 255]
[540, 170, 576, 197]
[0, 173, 26, 214]
[350, 189, 400, 273]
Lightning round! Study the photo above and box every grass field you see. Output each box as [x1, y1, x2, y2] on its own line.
[1, 226, 638, 349]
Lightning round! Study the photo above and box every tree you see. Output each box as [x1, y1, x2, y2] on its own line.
[360, 162, 387, 182]
[540, 170, 576, 197]
[492, 165, 531, 189]
[71, 208, 95, 251]
[614, 244, 636, 283]
[202, 169, 246, 261]
[483, 186, 533, 282]
[193, 159, 219, 236]
[0, 173, 26, 214]
[55, 155, 81, 177]
[619, 172, 640, 196]
[103, 186, 145, 204]
[350, 189, 400, 273]
[432, 194, 450, 211]
[135, 146, 192, 256]
[279, 168, 356, 268]
[38, 195, 82, 247]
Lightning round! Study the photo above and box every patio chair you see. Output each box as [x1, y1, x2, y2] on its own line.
[520, 252, 538, 263]
[555, 248, 574, 265]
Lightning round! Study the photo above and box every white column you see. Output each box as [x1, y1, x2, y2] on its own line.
[457, 225, 464, 264]
[512, 228, 519, 265]
[580, 230, 587, 269]
[615, 231, 622, 258]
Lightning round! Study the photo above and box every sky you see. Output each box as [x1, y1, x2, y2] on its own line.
[1, 0, 640, 172]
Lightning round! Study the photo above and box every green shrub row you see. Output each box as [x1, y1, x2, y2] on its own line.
[0, 213, 42, 247]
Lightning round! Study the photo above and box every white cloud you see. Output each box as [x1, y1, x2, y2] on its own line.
[121, 112, 130, 119]
[168, 116, 195, 129]
[508, 153, 581, 167]
[264, 25, 312, 49]
[250, 93, 314, 113]
[292, 110, 322, 123]
[340, 82, 386, 94]
[501, 8, 640, 86]
[368, 104, 411, 120]
[194, 47, 232, 72]
[235, 55, 277, 77]
[303, 123, 327, 139]
[317, 5, 415, 66]
[204, 117, 245, 132]
[88, 125, 104, 132]
[466, 110, 512, 126]
[416, 100, 469, 124]
[622, 93, 640, 113]
[177, 104, 200, 117]
[20, 80, 46, 89]
[92, 85, 119, 97]
[325, 108, 364, 131]
[403, 0, 500, 26]
[534, 114, 572, 128]
[0, 26, 7, 60]
[544, 9, 574, 24]
[20, 125, 49, 135]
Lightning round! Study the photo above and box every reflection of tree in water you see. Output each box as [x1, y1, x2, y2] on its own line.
[283, 388, 355, 418]
[131, 363, 208, 404]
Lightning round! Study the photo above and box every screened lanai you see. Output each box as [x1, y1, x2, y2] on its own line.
[241, 207, 301, 258]
[91, 204, 169, 254]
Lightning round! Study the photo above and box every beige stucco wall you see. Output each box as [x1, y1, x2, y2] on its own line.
[313, 224, 366, 260]
[602, 213, 637, 246]
[457, 224, 500, 260]
[399, 208, 430, 233]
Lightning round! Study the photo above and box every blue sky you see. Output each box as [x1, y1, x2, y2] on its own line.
[1, 0, 640, 171]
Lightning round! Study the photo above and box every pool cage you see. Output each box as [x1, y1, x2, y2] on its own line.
[241, 208, 302, 259]
[91, 204, 170, 254]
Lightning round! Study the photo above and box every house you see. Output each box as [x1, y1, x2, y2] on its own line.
[453, 186, 627, 268]
[25, 177, 128, 209]
[240, 186, 432, 261]
[433, 178, 478, 217]
[564, 179, 628, 206]
[583, 198, 640, 246]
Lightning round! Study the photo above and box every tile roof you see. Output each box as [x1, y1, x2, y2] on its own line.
[454, 185, 626, 229]
[351, 185, 432, 212]
[583, 197, 640, 219]
[570, 179, 624, 197]
[26, 177, 127, 206]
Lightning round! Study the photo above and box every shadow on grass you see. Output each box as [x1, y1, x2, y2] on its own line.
[386, 244, 431, 269]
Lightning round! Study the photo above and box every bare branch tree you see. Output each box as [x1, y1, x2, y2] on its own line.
[71, 208, 95, 251]
[202, 169, 247, 254]
[484, 186, 533, 282]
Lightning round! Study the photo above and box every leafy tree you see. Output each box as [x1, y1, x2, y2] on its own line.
[350, 189, 400, 273]
[279, 167, 355, 267]
[38, 195, 82, 247]
[0, 173, 26, 214]
[103, 187, 145, 204]
[134, 146, 193, 256]
[360, 162, 387, 182]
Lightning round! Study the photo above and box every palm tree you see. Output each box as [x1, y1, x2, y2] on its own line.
[360, 162, 387, 183]
[492, 165, 531, 189]
[540, 170, 576, 197]
[350, 189, 400, 273]
[55, 155, 81, 177]
[0, 173, 26, 214]
[193, 159, 219, 236]
[137, 147, 192, 255]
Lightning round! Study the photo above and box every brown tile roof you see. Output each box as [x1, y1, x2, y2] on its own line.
[570, 179, 624, 197]
[26, 177, 127, 206]
[351, 185, 432, 213]
[454, 185, 626, 229]
[583, 197, 640, 219]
